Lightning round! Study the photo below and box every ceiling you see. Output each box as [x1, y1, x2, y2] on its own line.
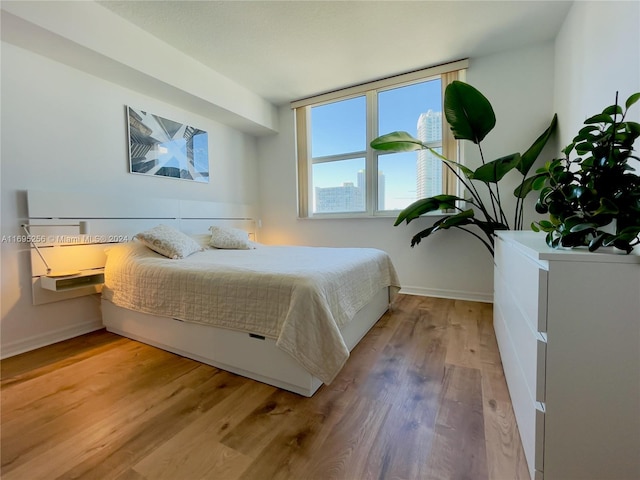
[98, 0, 573, 106]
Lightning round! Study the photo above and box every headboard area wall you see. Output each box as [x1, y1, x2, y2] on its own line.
[25, 190, 257, 305]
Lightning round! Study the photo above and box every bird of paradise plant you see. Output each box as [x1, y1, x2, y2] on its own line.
[371, 81, 557, 256]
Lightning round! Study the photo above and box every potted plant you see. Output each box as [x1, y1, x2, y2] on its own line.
[530, 92, 640, 253]
[371, 80, 557, 256]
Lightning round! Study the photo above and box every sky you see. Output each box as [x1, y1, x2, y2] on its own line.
[310, 78, 442, 211]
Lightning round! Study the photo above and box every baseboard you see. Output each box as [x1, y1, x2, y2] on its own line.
[399, 286, 493, 303]
[0, 317, 104, 359]
[0, 288, 491, 359]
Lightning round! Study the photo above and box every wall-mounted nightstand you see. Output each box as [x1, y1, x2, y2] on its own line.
[32, 269, 105, 305]
[40, 269, 105, 292]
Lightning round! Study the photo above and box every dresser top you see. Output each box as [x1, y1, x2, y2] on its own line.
[495, 231, 640, 264]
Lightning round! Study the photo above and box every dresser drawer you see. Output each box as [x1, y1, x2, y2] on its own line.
[494, 268, 545, 403]
[495, 238, 548, 332]
[493, 298, 545, 480]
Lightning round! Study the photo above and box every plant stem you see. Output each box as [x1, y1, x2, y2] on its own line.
[477, 142, 500, 222]
[493, 182, 510, 228]
[456, 226, 495, 256]
[610, 91, 619, 161]
[427, 146, 494, 221]
[514, 195, 522, 230]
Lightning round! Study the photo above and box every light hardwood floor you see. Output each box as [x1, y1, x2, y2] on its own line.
[1, 295, 529, 480]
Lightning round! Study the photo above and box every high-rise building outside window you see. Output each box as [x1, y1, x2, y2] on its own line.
[417, 110, 443, 199]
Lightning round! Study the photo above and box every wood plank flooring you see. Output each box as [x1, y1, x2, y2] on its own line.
[1, 294, 529, 480]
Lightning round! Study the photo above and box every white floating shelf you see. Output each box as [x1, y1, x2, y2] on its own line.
[41, 270, 105, 292]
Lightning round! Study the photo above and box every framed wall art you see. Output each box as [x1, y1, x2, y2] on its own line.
[126, 106, 209, 182]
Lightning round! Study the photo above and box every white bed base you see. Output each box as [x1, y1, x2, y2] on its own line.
[102, 286, 390, 397]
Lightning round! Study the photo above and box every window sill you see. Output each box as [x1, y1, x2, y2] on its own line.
[298, 211, 454, 220]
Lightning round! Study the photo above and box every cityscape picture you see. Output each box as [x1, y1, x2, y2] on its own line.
[127, 106, 209, 182]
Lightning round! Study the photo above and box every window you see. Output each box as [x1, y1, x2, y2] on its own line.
[293, 60, 468, 218]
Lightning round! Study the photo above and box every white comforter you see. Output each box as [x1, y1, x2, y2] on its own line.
[102, 241, 400, 384]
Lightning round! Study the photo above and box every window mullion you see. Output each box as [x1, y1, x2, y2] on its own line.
[441, 70, 460, 196]
[312, 151, 366, 165]
[366, 91, 377, 215]
[295, 107, 310, 218]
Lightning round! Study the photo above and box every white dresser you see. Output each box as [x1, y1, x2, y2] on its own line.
[493, 231, 640, 480]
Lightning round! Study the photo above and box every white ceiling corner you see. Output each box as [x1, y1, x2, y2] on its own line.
[98, 0, 573, 106]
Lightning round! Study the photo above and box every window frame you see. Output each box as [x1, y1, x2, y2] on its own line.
[293, 59, 468, 219]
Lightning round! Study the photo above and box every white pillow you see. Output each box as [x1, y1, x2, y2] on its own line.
[209, 225, 253, 249]
[135, 224, 203, 259]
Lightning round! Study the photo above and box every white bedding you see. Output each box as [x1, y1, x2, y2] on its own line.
[102, 241, 400, 384]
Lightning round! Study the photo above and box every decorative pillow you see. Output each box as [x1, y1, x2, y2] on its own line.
[135, 224, 203, 259]
[209, 225, 254, 249]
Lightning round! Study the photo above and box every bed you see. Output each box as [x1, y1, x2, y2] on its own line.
[101, 229, 400, 397]
[23, 190, 400, 396]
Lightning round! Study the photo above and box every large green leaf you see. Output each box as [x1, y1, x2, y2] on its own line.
[444, 81, 496, 144]
[592, 197, 619, 215]
[626, 92, 640, 109]
[379, 139, 477, 180]
[565, 185, 588, 200]
[370, 131, 425, 152]
[437, 156, 475, 179]
[409, 210, 475, 246]
[517, 114, 558, 175]
[475, 219, 508, 238]
[602, 104, 623, 116]
[409, 225, 439, 247]
[562, 142, 575, 156]
[514, 173, 547, 198]
[394, 194, 462, 226]
[575, 141, 596, 155]
[584, 113, 614, 124]
[408, 142, 475, 178]
[569, 223, 596, 233]
[436, 208, 475, 229]
[473, 153, 521, 183]
[627, 122, 640, 135]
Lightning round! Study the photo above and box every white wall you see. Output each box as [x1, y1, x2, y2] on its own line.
[1, 1, 278, 135]
[554, 1, 640, 147]
[256, 42, 556, 302]
[0, 41, 260, 356]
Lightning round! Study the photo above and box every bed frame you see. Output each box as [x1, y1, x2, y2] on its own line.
[102, 287, 390, 397]
[26, 189, 392, 396]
